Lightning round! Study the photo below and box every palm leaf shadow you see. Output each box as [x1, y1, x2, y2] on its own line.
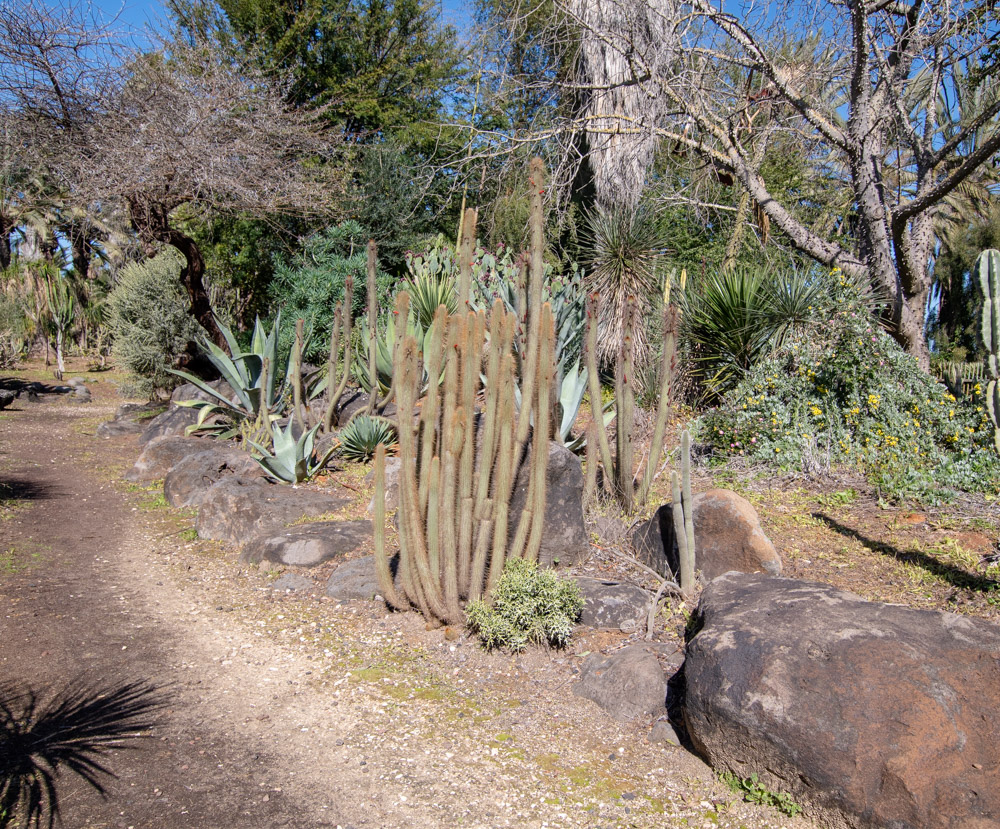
[0, 678, 167, 829]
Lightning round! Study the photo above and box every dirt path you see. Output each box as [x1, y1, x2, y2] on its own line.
[0, 381, 812, 829]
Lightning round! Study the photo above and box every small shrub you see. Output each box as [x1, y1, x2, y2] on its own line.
[338, 415, 397, 462]
[466, 558, 584, 652]
[699, 278, 1000, 500]
[0, 292, 28, 368]
[107, 250, 203, 399]
[719, 771, 803, 818]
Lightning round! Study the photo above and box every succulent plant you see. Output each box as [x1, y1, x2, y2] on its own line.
[247, 419, 336, 483]
[338, 415, 398, 463]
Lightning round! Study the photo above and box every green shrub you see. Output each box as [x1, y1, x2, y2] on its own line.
[107, 250, 204, 399]
[698, 278, 1000, 500]
[0, 291, 29, 368]
[466, 558, 584, 652]
[270, 222, 394, 362]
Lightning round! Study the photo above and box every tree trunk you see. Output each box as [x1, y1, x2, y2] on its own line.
[70, 226, 90, 280]
[126, 195, 226, 350]
[0, 215, 10, 269]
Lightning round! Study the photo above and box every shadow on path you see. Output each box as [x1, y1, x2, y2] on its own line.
[0, 678, 168, 829]
[0, 477, 53, 503]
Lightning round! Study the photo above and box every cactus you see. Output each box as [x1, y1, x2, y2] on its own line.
[372, 158, 557, 626]
[671, 429, 696, 596]
[291, 318, 306, 430]
[322, 272, 355, 432]
[977, 249, 1000, 452]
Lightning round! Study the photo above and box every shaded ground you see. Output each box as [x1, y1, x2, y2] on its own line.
[0, 363, 808, 829]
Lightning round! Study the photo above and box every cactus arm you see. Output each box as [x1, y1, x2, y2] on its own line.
[373, 444, 406, 610]
[459, 208, 476, 311]
[364, 240, 379, 416]
[585, 292, 616, 495]
[323, 304, 343, 433]
[977, 250, 1000, 452]
[638, 304, 678, 506]
[292, 318, 306, 430]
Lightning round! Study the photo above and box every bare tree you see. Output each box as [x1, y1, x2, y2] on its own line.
[478, 0, 1000, 368]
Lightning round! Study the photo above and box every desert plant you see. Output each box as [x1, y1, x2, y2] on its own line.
[465, 558, 584, 651]
[339, 415, 397, 462]
[672, 430, 696, 596]
[43, 275, 75, 381]
[0, 292, 28, 369]
[107, 250, 203, 399]
[247, 419, 335, 483]
[373, 158, 558, 627]
[977, 249, 1000, 452]
[170, 314, 288, 438]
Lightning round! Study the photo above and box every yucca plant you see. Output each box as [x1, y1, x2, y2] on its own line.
[579, 203, 665, 370]
[681, 265, 829, 397]
[0, 679, 163, 829]
[338, 415, 398, 462]
[169, 314, 288, 438]
[247, 419, 337, 483]
[405, 241, 459, 331]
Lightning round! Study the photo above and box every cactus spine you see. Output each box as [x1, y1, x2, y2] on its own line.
[977, 249, 1000, 452]
[323, 273, 354, 432]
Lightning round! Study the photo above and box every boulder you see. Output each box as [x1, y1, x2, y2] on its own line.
[632, 489, 781, 581]
[241, 520, 372, 567]
[66, 376, 87, 388]
[163, 447, 262, 507]
[170, 379, 234, 405]
[125, 436, 211, 483]
[684, 573, 1000, 829]
[573, 645, 667, 722]
[196, 477, 348, 543]
[576, 578, 651, 631]
[508, 440, 589, 568]
[138, 405, 200, 448]
[71, 385, 91, 401]
[0, 390, 15, 410]
[325, 554, 400, 601]
[98, 402, 164, 439]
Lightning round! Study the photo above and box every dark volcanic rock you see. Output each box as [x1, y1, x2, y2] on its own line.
[241, 520, 372, 567]
[632, 489, 781, 581]
[0, 390, 15, 410]
[96, 419, 144, 438]
[163, 447, 262, 507]
[575, 578, 650, 630]
[196, 477, 349, 543]
[125, 436, 211, 483]
[573, 645, 667, 722]
[684, 573, 1000, 829]
[508, 440, 589, 568]
[138, 405, 200, 447]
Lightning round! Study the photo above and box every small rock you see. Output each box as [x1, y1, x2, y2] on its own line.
[241, 520, 373, 567]
[138, 405, 201, 447]
[325, 554, 399, 601]
[576, 578, 650, 631]
[96, 419, 144, 438]
[270, 573, 313, 593]
[649, 721, 680, 746]
[0, 390, 16, 410]
[573, 645, 667, 722]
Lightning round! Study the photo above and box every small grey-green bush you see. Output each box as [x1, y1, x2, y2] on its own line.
[466, 558, 584, 652]
[107, 250, 204, 399]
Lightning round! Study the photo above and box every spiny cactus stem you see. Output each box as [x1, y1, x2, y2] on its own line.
[585, 292, 616, 500]
[292, 317, 306, 430]
[638, 304, 677, 506]
[373, 444, 405, 610]
[329, 274, 355, 420]
[459, 207, 477, 311]
[323, 303, 344, 433]
[681, 429, 696, 594]
[523, 305, 554, 565]
[364, 240, 379, 416]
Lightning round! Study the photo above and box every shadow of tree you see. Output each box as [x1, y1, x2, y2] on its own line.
[814, 512, 1000, 594]
[0, 678, 167, 829]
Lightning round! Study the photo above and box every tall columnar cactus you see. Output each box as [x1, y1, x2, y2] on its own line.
[291, 317, 306, 429]
[373, 158, 557, 626]
[322, 273, 354, 432]
[364, 239, 380, 417]
[584, 285, 679, 513]
[978, 249, 1000, 452]
[670, 429, 696, 596]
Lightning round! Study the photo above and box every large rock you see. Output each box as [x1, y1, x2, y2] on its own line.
[96, 419, 144, 438]
[196, 477, 349, 543]
[170, 378, 234, 404]
[163, 447, 262, 507]
[366, 457, 402, 514]
[508, 440, 589, 568]
[684, 573, 1000, 829]
[138, 405, 201, 447]
[0, 390, 16, 410]
[241, 520, 372, 567]
[573, 645, 667, 722]
[632, 489, 781, 581]
[125, 436, 211, 483]
[576, 578, 651, 631]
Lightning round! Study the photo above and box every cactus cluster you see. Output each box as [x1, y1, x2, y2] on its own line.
[977, 249, 1000, 453]
[671, 430, 696, 596]
[373, 158, 558, 626]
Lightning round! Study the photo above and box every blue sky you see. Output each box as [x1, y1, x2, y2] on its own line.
[89, 0, 473, 46]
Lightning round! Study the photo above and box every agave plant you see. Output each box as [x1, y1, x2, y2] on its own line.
[338, 414, 397, 462]
[169, 314, 289, 438]
[247, 420, 337, 483]
[405, 240, 458, 331]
